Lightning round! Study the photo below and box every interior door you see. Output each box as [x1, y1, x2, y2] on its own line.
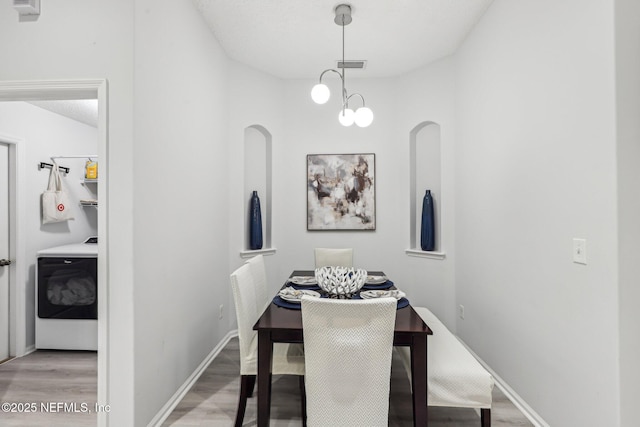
[0, 143, 9, 361]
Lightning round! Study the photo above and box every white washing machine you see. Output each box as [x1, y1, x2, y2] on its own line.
[36, 237, 98, 350]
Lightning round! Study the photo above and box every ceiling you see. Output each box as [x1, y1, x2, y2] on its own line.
[193, 0, 494, 79]
[21, 2, 493, 127]
[29, 100, 98, 128]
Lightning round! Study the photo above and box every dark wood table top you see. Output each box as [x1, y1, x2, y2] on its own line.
[253, 270, 432, 341]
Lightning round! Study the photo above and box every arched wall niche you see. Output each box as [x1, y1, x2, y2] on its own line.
[242, 124, 274, 255]
[407, 121, 445, 259]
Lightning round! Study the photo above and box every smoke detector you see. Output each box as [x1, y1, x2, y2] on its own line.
[14, 0, 40, 16]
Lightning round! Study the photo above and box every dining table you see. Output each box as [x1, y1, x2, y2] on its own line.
[252, 270, 433, 426]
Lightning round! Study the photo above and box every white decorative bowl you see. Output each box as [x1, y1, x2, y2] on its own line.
[314, 266, 367, 298]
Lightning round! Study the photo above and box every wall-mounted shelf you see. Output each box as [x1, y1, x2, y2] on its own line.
[405, 249, 446, 260]
[239, 248, 277, 258]
[80, 174, 98, 206]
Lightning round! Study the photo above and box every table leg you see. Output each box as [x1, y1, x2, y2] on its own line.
[257, 330, 273, 427]
[411, 334, 428, 426]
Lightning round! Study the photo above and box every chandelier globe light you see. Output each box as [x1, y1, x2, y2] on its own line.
[338, 108, 355, 127]
[310, 4, 373, 128]
[311, 83, 330, 104]
[354, 106, 374, 127]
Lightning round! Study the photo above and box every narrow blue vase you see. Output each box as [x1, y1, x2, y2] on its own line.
[249, 191, 263, 250]
[420, 190, 435, 251]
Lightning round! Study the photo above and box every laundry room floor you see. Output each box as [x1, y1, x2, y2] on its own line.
[0, 350, 97, 426]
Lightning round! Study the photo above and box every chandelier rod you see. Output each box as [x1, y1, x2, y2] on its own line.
[342, 14, 346, 113]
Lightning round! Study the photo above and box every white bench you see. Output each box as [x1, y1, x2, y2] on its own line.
[397, 307, 494, 426]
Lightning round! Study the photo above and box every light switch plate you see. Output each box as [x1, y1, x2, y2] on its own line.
[573, 238, 587, 265]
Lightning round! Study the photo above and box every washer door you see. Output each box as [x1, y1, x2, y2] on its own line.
[38, 257, 97, 319]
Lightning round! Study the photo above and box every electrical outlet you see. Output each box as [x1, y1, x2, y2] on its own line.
[458, 304, 465, 320]
[573, 238, 587, 265]
[218, 304, 224, 320]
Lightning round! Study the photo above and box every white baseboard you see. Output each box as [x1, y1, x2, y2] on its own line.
[457, 337, 550, 427]
[2, 345, 35, 365]
[148, 330, 238, 427]
[22, 345, 36, 357]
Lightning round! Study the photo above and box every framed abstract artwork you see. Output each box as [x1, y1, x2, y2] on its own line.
[307, 153, 376, 231]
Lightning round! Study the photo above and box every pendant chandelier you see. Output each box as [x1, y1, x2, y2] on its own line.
[310, 4, 374, 128]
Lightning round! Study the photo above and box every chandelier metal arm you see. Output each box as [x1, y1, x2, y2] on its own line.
[346, 92, 366, 107]
[318, 68, 348, 111]
[318, 68, 344, 84]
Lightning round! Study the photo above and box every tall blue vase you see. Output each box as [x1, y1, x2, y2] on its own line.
[420, 190, 435, 251]
[249, 191, 263, 250]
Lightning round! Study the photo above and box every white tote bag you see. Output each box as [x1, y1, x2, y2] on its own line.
[42, 163, 74, 224]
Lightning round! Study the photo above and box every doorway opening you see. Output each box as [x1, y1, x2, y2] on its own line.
[0, 79, 108, 420]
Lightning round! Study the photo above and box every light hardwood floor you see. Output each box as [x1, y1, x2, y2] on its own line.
[0, 349, 97, 426]
[0, 338, 533, 426]
[165, 338, 533, 427]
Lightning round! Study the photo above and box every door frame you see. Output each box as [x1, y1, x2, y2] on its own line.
[0, 79, 109, 426]
[0, 135, 25, 358]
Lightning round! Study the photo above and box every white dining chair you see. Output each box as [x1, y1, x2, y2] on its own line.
[243, 254, 269, 310]
[314, 247, 353, 268]
[300, 296, 397, 427]
[230, 262, 306, 427]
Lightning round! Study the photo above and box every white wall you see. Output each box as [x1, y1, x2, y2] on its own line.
[0, 101, 98, 348]
[0, 2, 269, 425]
[270, 70, 457, 324]
[227, 61, 284, 300]
[0, 1, 136, 424]
[2, 1, 635, 426]
[133, 1, 230, 425]
[0, 1, 454, 425]
[396, 58, 457, 327]
[276, 78, 399, 277]
[454, 1, 619, 425]
[614, 1, 640, 426]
